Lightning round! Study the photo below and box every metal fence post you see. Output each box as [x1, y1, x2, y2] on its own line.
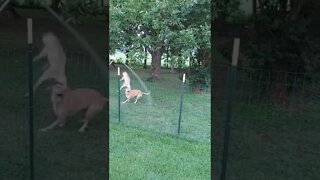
[220, 38, 240, 180]
[118, 67, 121, 123]
[27, 18, 34, 180]
[178, 73, 186, 135]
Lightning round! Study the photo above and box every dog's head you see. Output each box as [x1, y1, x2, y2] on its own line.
[42, 31, 59, 46]
[122, 71, 128, 76]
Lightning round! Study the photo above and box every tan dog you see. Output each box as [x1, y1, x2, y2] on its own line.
[25, 32, 67, 96]
[122, 88, 150, 104]
[39, 84, 108, 133]
[120, 71, 131, 91]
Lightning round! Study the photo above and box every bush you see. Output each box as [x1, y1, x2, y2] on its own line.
[187, 65, 210, 93]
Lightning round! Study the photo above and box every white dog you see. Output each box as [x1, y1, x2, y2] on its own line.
[25, 32, 67, 96]
[120, 71, 131, 90]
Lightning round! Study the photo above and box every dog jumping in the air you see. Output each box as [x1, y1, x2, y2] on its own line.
[120, 71, 131, 91]
[25, 32, 67, 96]
[39, 83, 108, 133]
[122, 88, 150, 104]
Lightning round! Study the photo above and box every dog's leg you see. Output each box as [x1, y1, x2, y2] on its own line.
[126, 84, 131, 90]
[122, 98, 130, 103]
[39, 118, 62, 132]
[33, 47, 47, 62]
[120, 84, 125, 90]
[78, 119, 89, 133]
[78, 104, 103, 133]
[134, 95, 142, 103]
[32, 75, 48, 93]
[41, 63, 50, 71]
[25, 70, 53, 96]
[58, 120, 66, 127]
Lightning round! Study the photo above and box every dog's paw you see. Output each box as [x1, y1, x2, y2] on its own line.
[38, 128, 47, 132]
[78, 128, 86, 133]
[24, 92, 29, 97]
[78, 126, 87, 133]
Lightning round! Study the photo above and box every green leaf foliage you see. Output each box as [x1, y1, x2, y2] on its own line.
[110, 0, 210, 55]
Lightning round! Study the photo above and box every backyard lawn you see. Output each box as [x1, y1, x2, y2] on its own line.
[109, 65, 211, 179]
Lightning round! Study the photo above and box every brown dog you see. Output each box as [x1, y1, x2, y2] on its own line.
[122, 88, 150, 104]
[39, 84, 108, 133]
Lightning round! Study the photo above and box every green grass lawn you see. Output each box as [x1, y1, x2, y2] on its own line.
[214, 105, 320, 180]
[212, 69, 320, 180]
[109, 65, 211, 179]
[110, 123, 210, 180]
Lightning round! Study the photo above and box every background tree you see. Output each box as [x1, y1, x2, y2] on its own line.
[214, 0, 320, 103]
[110, 0, 210, 81]
[57, 0, 102, 24]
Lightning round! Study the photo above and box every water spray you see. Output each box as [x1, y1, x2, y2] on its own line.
[0, 0, 10, 13]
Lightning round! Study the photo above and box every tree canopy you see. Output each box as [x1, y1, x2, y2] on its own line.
[214, 0, 320, 73]
[110, 0, 210, 80]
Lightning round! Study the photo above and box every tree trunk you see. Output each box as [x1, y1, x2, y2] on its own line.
[169, 56, 176, 73]
[125, 53, 129, 65]
[286, 0, 307, 21]
[189, 52, 193, 72]
[195, 81, 203, 95]
[144, 48, 147, 69]
[272, 63, 288, 106]
[52, 0, 61, 11]
[279, 0, 288, 12]
[148, 46, 164, 80]
[166, 46, 169, 69]
[253, 0, 257, 28]
[273, 71, 288, 106]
